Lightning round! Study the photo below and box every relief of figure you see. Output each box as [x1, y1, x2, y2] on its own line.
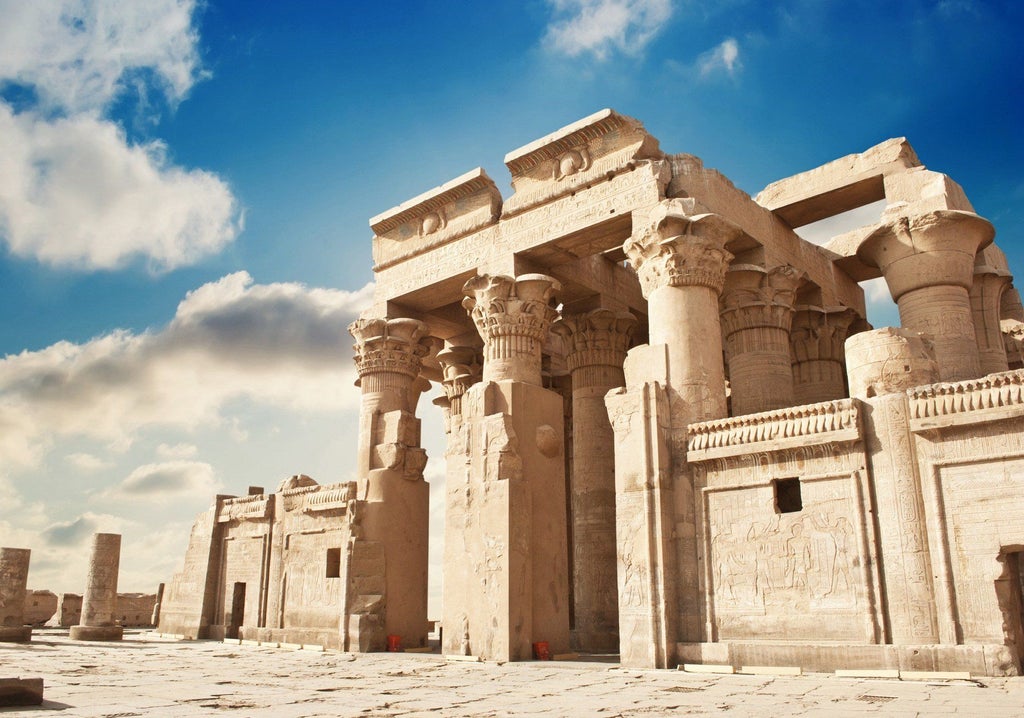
[747, 520, 779, 602]
[785, 522, 812, 590]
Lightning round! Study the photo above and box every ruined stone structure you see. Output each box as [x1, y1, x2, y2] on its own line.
[49, 592, 157, 628]
[23, 590, 57, 626]
[163, 110, 1024, 675]
[0, 547, 32, 642]
[70, 533, 123, 641]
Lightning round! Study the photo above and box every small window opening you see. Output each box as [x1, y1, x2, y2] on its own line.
[774, 478, 803, 514]
[326, 547, 341, 578]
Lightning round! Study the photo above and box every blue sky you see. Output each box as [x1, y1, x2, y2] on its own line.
[1, 0, 1022, 612]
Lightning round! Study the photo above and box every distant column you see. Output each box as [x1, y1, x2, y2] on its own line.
[857, 210, 994, 381]
[790, 306, 857, 404]
[554, 308, 636, 653]
[720, 264, 803, 415]
[0, 547, 32, 642]
[970, 259, 1011, 375]
[70, 533, 124, 641]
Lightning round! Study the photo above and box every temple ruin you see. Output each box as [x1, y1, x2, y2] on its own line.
[160, 109, 1024, 675]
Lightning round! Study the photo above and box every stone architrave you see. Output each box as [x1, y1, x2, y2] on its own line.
[553, 308, 636, 652]
[613, 200, 738, 668]
[857, 210, 994, 381]
[0, 547, 32, 642]
[720, 264, 804, 416]
[846, 328, 940, 644]
[70, 533, 124, 641]
[443, 273, 570, 663]
[790, 306, 857, 405]
[971, 257, 1012, 375]
[349, 317, 434, 651]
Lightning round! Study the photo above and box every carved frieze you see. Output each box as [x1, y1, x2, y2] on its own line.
[907, 368, 1024, 430]
[217, 494, 272, 523]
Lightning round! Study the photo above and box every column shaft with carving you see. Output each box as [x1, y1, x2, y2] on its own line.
[720, 265, 803, 416]
[554, 309, 636, 653]
[444, 274, 570, 663]
[858, 210, 994, 382]
[0, 547, 32, 642]
[349, 317, 433, 651]
[70, 533, 123, 641]
[791, 306, 857, 405]
[611, 200, 739, 668]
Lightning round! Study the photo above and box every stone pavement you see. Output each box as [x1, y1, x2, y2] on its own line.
[2, 631, 1023, 717]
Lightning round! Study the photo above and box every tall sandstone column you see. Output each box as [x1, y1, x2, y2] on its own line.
[858, 210, 994, 381]
[349, 317, 432, 651]
[554, 308, 636, 652]
[790, 306, 857, 405]
[846, 328, 941, 645]
[720, 264, 803, 415]
[609, 200, 737, 668]
[442, 274, 569, 662]
[70, 533, 123, 641]
[0, 547, 32, 642]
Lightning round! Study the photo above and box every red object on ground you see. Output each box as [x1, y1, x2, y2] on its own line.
[387, 635, 402, 652]
[532, 641, 550, 660]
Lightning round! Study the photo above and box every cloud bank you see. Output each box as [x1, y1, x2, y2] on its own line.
[0, 273, 373, 469]
[0, 0, 241, 271]
[544, 0, 673, 59]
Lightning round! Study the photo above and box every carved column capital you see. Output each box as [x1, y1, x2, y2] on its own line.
[350, 317, 431, 383]
[719, 264, 804, 338]
[790, 305, 858, 363]
[436, 345, 482, 418]
[553, 308, 637, 381]
[624, 200, 738, 297]
[462, 273, 560, 384]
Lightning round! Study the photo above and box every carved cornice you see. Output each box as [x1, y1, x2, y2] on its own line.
[908, 369, 1024, 430]
[553, 308, 637, 374]
[462, 274, 560, 360]
[687, 398, 860, 461]
[217, 494, 272, 523]
[349, 317, 432, 381]
[624, 200, 738, 296]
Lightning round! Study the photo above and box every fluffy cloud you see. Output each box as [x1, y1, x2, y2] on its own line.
[544, 0, 673, 59]
[0, 0, 202, 113]
[0, 272, 373, 469]
[0, 0, 241, 271]
[0, 105, 241, 271]
[101, 460, 220, 501]
[698, 37, 741, 77]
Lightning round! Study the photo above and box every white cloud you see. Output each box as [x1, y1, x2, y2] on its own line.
[100, 460, 220, 501]
[156, 442, 198, 459]
[0, 0, 202, 113]
[66, 452, 114, 471]
[544, 0, 673, 59]
[0, 105, 242, 271]
[698, 37, 741, 77]
[0, 272, 374, 470]
[0, 0, 242, 271]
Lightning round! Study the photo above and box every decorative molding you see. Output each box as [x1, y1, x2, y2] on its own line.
[349, 317, 431, 382]
[908, 369, 1024, 430]
[687, 398, 861, 461]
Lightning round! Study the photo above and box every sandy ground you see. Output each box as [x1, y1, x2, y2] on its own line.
[2, 630, 1023, 717]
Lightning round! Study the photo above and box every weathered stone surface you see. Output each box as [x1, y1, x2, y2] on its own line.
[70, 533, 123, 642]
[0, 548, 31, 643]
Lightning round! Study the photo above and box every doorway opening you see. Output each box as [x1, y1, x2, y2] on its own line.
[227, 582, 246, 639]
[996, 548, 1024, 673]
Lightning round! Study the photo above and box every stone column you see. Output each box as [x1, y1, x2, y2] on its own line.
[857, 210, 994, 382]
[0, 547, 32, 642]
[625, 201, 735, 424]
[971, 259, 1011, 375]
[70, 533, 123, 641]
[349, 317, 433, 651]
[791, 306, 857, 405]
[847, 328, 940, 645]
[436, 345, 482, 424]
[613, 200, 739, 667]
[462, 273, 559, 386]
[720, 264, 803, 415]
[553, 308, 636, 652]
[445, 273, 569, 662]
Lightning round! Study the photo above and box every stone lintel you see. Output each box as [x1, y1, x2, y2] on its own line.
[371, 167, 502, 270]
[502, 109, 662, 217]
[755, 137, 921, 227]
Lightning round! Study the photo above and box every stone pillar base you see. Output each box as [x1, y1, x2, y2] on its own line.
[0, 626, 32, 643]
[70, 625, 123, 641]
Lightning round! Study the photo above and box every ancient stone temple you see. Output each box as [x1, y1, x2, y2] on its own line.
[161, 109, 1024, 675]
